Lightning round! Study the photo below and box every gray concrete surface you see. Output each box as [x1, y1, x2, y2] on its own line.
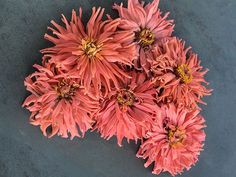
[0, 0, 235, 177]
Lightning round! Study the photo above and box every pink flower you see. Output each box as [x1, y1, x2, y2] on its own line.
[41, 7, 137, 97]
[23, 64, 99, 139]
[137, 104, 206, 176]
[114, 0, 174, 73]
[94, 72, 157, 146]
[151, 37, 212, 109]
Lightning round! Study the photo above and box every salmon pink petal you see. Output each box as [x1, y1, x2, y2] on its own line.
[151, 37, 212, 109]
[41, 8, 136, 97]
[137, 104, 206, 176]
[95, 72, 158, 146]
[114, 0, 174, 72]
[23, 65, 99, 139]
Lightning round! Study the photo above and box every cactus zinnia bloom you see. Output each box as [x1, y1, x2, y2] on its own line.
[23, 65, 99, 139]
[151, 38, 212, 109]
[137, 104, 206, 176]
[41, 7, 136, 97]
[114, 0, 174, 73]
[95, 72, 157, 146]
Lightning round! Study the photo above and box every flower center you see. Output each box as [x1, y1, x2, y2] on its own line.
[55, 79, 79, 100]
[167, 127, 186, 148]
[175, 64, 193, 84]
[136, 29, 155, 47]
[117, 89, 135, 107]
[82, 39, 101, 58]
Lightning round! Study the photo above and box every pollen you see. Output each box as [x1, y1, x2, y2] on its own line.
[137, 29, 155, 47]
[82, 38, 102, 58]
[117, 89, 135, 108]
[55, 79, 80, 100]
[176, 64, 193, 84]
[168, 127, 186, 148]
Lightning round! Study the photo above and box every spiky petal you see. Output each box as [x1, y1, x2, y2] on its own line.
[95, 72, 158, 146]
[151, 37, 212, 109]
[137, 104, 206, 176]
[114, 0, 174, 73]
[41, 8, 137, 97]
[23, 64, 99, 139]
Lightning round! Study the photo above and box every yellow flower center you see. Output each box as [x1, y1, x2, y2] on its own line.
[55, 79, 79, 100]
[137, 29, 155, 47]
[176, 64, 193, 84]
[82, 38, 102, 58]
[117, 89, 135, 107]
[168, 127, 186, 148]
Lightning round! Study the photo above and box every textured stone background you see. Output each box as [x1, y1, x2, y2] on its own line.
[0, 0, 235, 177]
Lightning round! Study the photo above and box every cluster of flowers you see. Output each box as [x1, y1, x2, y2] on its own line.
[23, 0, 212, 176]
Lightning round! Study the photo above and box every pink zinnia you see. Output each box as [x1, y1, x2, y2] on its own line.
[137, 104, 206, 176]
[94, 72, 157, 146]
[23, 64, 99, 139]
[114, 0, 174, 73]
[41, 7, 136, 97]
[151, 37, 212, 109]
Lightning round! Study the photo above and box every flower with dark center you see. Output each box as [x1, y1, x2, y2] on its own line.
[137, 104, 206, 176]
[41, 7, 137, 98]
[114, 0, 174, 73]
[95, 72, 157, 146]
[23, 65, 99, 139]
[151, 37, 212, 109]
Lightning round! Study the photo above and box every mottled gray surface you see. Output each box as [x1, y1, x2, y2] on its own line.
[0, 0, 235, 177]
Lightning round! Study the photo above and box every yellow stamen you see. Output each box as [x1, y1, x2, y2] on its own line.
[55, 79, 79, 100]
[137, 29, 155, 47]
[168, 128, 186, 148]
[82, 38, 102, 58]
[176, 64, 193, 84]
[117, 89, 135, 107]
